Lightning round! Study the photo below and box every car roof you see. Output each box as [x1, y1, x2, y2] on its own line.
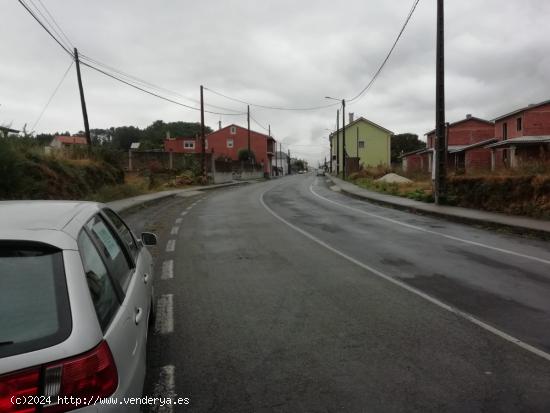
[0, 201, 105, 249]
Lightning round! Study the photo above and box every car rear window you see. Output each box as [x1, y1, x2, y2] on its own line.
[0, 242, 71, 358]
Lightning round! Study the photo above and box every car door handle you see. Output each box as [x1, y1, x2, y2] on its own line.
[143, 273, 150, 284]
[135, 307, 143, 325]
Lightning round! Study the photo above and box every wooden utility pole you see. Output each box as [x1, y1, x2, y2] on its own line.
[74, 48, 91, 152]
[336, 109, 340, 174]
[434, 0, 447, 204]
[342, 99, 346, 180]
[200, 85, 206, 180]
[329, 133, 333, 173]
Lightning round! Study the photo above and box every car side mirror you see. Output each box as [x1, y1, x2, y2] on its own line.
[141, 232, 158, 246]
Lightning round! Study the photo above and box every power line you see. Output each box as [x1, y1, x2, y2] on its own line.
[79, 54, 244, 114]
[204, 86, 340, 112]
[348, 0, 421, 103]
[80, 61, 246, 116]
[35, 0, 75, 49]
[31, 59, 74, 132]
[17, 0, 73, 57]
[249, 113, 269, 133]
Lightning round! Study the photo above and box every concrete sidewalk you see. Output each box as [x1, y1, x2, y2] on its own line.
[328, 176, 550, 237]
[108, 180, 255, 213]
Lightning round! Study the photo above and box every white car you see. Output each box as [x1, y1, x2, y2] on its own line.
[0, 201, 157, 412]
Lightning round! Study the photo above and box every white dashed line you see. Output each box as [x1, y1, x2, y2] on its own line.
[165, 239, 176, 252]
[175, 218, 183, 224]
[180, 211, 188, 216]
[186, 206, 193, 210]
[161, 260, 174, 280]
[150, 365, 176, 413]
[154, 294, 174, 335]
[170, 226, 180, 235]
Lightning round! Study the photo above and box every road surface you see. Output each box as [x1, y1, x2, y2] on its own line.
[122, 175, 550, 412]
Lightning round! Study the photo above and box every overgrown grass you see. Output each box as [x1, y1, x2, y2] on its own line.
[347, 166, 434, 202]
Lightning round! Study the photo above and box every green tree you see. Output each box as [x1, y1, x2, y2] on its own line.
[111, 126, 142, 150]
[237, 148, 255, 162]
[391, 133, 425, 164]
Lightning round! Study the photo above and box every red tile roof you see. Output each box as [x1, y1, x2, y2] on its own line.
[54, 135, 88, 145]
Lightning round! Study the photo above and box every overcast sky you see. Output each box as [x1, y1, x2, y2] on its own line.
[1, 0, 549, 164]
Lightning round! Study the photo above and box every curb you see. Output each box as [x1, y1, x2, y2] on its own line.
[326, 176, 550, 239]
[109, 180, 254, 214]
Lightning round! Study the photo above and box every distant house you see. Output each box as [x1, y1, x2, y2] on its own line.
[329, 114, 393, 174]
[273, 150, 289, 176]
[0, 126, 19, 138]
[402, 115, 495, 173]
[50, 135, 88, 149]
[486, 100, 550, 169]
[164, 124, 276, 174]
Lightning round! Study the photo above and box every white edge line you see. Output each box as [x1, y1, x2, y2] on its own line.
[260, 188, 550, 363]
[309, 184, 550, 266]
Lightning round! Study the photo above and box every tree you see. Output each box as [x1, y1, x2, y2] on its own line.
[391, 133, 425, 164]
[237, 148, 255, 162]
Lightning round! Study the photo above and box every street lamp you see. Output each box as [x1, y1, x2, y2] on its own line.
[325, 97, 346, 179]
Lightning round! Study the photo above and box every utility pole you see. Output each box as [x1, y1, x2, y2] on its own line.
[74, 48, 91, 152]
[247, 105, 251, 165]
[200, 85, 206, 180]
[434, 0, 446, 204]
[342, 99, 346, 180]
[329, 133, 333, 173]
[336, 110, 340, 174]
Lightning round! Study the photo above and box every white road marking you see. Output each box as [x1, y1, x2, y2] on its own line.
[196, 199, 203, 203]
[170, 226, 180, 235]
[154, 294, 174, 334]
[186, 206, 193, 210]
[161, 260, 174, 280]
[150, 365, 176, 413]
[260, 188, 550, 363]
[165, 239, 176, 252]
[309, 184, 550, 266]
[175, 218, 183, 224]
[180, 211, 188, 216]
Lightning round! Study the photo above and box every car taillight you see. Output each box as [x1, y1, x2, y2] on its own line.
[0, 341, 117, 413]
[0, 368, 40, 413]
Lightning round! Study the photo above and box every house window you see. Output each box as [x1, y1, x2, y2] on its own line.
[230, 126, 236, 135]
[358, 141, 365, 149]
[183, 141, 195, 149]
[503, 122, 508, 140]
[516, 117, 522, 131]
[227, 138, 234, 148]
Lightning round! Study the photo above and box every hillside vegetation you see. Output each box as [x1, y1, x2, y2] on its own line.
[0, 138, 124, 200]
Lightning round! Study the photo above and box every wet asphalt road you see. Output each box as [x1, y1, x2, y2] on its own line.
[122, 175, 550, 412]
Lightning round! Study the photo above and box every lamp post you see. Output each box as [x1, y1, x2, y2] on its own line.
[326, 97, 346, 179]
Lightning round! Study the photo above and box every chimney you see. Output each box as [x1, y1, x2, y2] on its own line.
[349, 113, 354, 123]
[218, 120, 222, 130]
[466, 114, 472, 119]
[166, 131, 171, 140]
